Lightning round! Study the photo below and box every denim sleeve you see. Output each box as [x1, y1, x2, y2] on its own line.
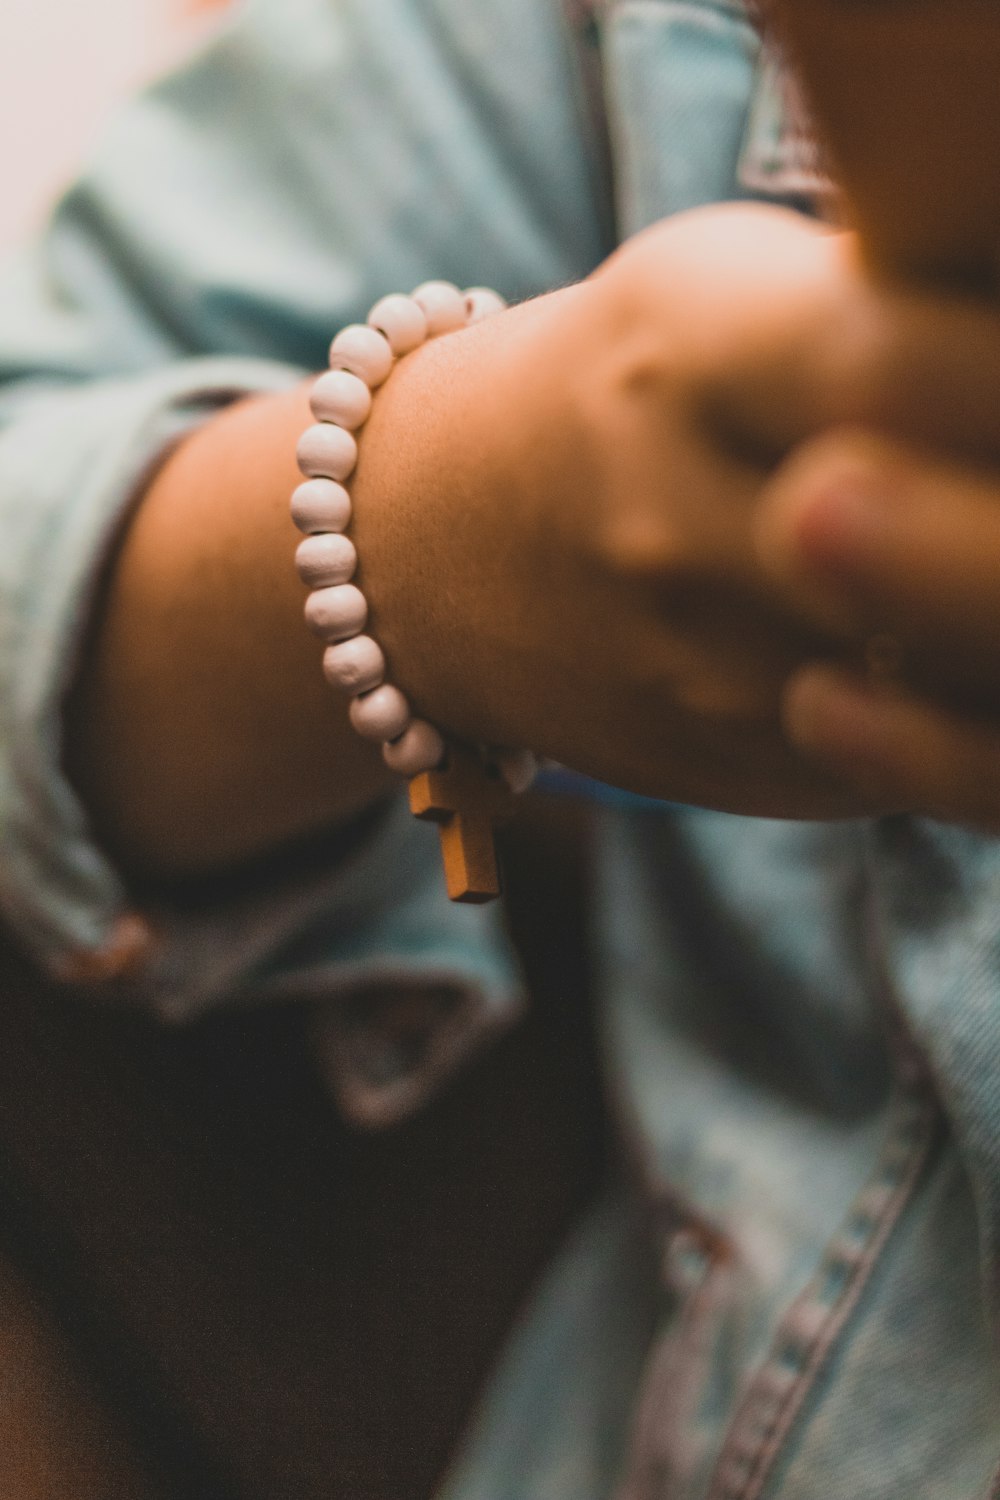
[0, 357, 304, 970]
[0, 0, 606, 1093]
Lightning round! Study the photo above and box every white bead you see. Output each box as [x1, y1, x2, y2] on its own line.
[463, 287, 507, 324]
[322, 635, 386, 695]
[328, 324, 394, 387]
[304, 583, 368, 641]
[295, 532, 357, 587]
[290, 478, 352, 534]
[492, 747, 538, 795]
[297, 423, 358, 482]
[349, 682, 411, 741]
[367, 294, 429, 356]
[411, 280, 467, 336]
[309, 369, 373, 430]
[383, 719, 446, 776]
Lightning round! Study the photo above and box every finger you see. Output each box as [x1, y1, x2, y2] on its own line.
[708, 244, 1000, 464]
[756, 431, 1000, 692]
[783, 664, 1000, 834]
[822, 280, 1000, 462]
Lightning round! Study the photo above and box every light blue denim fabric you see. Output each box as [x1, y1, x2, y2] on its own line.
[0, 0, 997, 1495]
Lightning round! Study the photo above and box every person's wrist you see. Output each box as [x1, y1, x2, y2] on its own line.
[292, 282, 547, 899]
[340, 298, 557, 746]
[309, 274, 627, 774]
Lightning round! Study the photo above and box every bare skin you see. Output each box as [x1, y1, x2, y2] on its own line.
[758, 425, 1000, 830]
[67, 203, 1000, 882]
[66, 380, 396, 881]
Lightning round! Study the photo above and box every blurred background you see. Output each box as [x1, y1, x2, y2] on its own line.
[0, 0, 230, 251]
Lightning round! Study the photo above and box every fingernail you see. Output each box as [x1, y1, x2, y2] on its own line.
[791, 474, 892, 575]
[759, 466, 896, 591]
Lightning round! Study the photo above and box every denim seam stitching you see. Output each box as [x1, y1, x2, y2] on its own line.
[704, 1081, 940, 1500]
[615, 1258, 734, 1500]
[596, 0, 751, 20]
[604, 1042, 739, 1500]
[560, 0, 619, 252]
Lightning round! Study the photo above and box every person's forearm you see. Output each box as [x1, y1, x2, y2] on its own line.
[65, 382, 399, 883]
[66, 282, 569, 883]
[64, 296, 562, 884]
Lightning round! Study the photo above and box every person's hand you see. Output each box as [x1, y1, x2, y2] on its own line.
[90, 199, 1000, 879]
[83, 202, 875, 881]
[349, 204, 895, 820]
[756, 426, 1000, 833]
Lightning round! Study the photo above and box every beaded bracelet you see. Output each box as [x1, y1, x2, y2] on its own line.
[291, 280, 537, 904]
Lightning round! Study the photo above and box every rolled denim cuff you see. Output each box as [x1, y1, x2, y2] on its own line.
[0, 355, 301, 972]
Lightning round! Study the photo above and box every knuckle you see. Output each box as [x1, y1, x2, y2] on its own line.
[595, 508, 682, 579]
[777, 425, 889, 505]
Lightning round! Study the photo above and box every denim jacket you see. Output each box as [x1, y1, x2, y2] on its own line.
[0, 1, 997, 1495]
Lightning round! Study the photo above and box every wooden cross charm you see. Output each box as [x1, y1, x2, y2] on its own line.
[409, 743, 515, 903]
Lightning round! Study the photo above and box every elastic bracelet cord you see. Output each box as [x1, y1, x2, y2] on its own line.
[291, 280, 537, 903]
